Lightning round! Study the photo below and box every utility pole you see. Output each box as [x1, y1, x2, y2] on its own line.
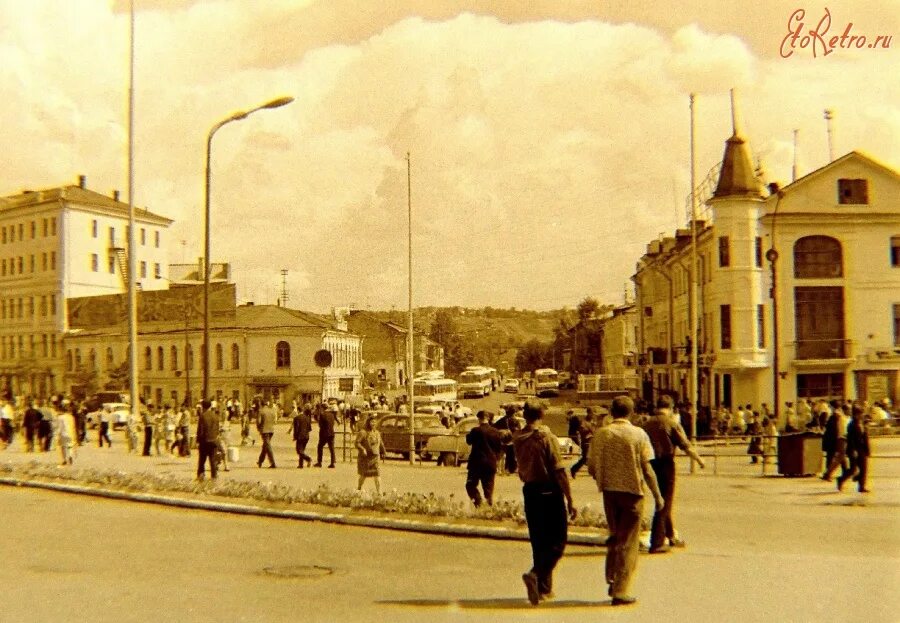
[406, 152, 415, 466]
[824, 109, 835, 163]
[127, 0, 139, 419]
[279, 269, 288, 307]
[689, 93, 699, 464]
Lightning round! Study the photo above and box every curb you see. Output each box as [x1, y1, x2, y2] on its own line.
[0, 476, 607, 546]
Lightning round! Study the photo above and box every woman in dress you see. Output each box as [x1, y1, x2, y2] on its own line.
[355, 416, 385, 494]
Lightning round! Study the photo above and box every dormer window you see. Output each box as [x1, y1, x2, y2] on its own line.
[837, 178, 868, 204]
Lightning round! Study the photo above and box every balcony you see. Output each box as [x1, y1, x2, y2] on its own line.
[794, 338, 851, 361]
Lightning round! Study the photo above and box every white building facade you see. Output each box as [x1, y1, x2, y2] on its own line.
[0, 176, 172, 399]
[634, 125, 900, 428]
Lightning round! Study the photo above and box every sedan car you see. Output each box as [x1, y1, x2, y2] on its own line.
[503, 378, 520, 393]
[86, 402, 132, 429]
[425, 416, 480, 466]
[376, 414, 448, 459]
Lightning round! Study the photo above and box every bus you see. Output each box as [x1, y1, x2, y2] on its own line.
[458, 366, 494, 398]
[534, 368, 560, 397]
[413, 377, 458, 404]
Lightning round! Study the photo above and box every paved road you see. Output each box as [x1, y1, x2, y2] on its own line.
[3, 484, 898, 623]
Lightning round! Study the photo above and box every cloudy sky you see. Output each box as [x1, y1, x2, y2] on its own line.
[2, 1, 898, 311]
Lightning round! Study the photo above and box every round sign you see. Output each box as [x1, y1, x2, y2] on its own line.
[314, 349, 333, 367]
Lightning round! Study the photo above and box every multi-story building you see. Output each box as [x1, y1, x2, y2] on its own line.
[600, 304, 638, 376]
[64, 284, 362, 408]
[634, 120, 900, 425]
[0, 176, 172, 399]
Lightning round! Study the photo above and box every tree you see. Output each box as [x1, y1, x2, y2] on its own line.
[515, 339, 550, 374]
[106, 360, 130, 390]
[70, 365, 100, 397]
[428, 309, 473, 376]
[576, 296, 601, 322]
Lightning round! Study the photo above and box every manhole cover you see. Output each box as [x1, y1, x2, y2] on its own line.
[261, 565, 334, 579]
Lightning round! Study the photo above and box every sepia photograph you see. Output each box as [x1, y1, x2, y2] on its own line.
[0, 1, 898, 621]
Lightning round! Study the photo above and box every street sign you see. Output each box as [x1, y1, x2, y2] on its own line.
[314, 349, 333, 368]
[339, 377, 354, 392]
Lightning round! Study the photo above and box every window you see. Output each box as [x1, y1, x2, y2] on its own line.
[894, 304, 900, 347]
[18, 224, 23, 240]
[109, 226, 116, 245]
[88, 348, 96, 370]
[757, 304, 765, 348]
[231, 343, 240, 370]
[50, 252, 56, 270]
[42, 253, 47, 271]
[108, 254, 115, 274]
[28, 297, 34, 318]
[794, 236, 842, 278]
[837, 178, 868, 204]
[1, 259, 5, 276]
[91, 254, 99, 272]
[29, 255, 34, 272]
[50, 218, 56, 236]
[92, 220, 98, 238]
[720, 304, 732, 349]
[170, 345, 178, 370]
[66, 350, 73, 371]
[755, 237, 763, 268]
[215, 344, 224, 370]
[74, 348, 82, 368]
[891, 236, 900, 267]
[1, 228, 5, 243]
[140, 261, 147, 278]
[154, 263, 161, 279]
[718, 236, 730, 267]
[154, 230, 160, 248]
[157, 346, 164, 370]
[140, 228, 146, 245]
[42, 335, 48, 357]
[187, 345, 194, 370]
[51, 337, 57, 358]
[40, 296, 47, 317]
[50, 295, 56, 315]
[42, 219, 48, 237]
[17, 256, 22, 273]
[17, 298, 23, 318]
[275, 341, 291, 368]
[30, 221, 35, 238]
[106, 347, 114, 369]
[144, 346, 152, 371]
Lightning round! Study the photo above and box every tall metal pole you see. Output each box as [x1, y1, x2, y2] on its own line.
[689, 94, 699, 466]
[202, 97, 294, 402]
[824, 109, 835, 163]
[767, 188, 783, 429]
[407, 152, 415, 465]
[127, 0, 139, 419]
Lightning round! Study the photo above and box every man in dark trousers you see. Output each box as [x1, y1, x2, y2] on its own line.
[256, 400, 277, 468]
[588, 395, 664, 606]
[570, 409, 595, 478]
[141, 404, 154, 457]
[22, 399, 41, 453]
[642, 395, 705, 552]
[315, 403, 337, 468]
[465, 410, 506, 506]
[837, 404, 871, 493]
[196, 400, 220, 480]
[513, 401, 576, 606]
[292, 405, 313, 468]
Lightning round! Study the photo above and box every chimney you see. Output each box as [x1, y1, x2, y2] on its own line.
[112, 190, 120, 202]
[78, 175, 86, 189]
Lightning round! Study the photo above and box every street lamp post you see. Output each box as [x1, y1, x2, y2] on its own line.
[202, 96, 293, 401]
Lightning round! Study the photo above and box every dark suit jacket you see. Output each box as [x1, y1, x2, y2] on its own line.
[466, 422, 505, 472]
[196, 408, 220, 444]
[846, 419, 870, 458]
[292, 413, 312, 440]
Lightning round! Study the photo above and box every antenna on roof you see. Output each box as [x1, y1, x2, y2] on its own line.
[730, 88, 738, 135]
[792, 129, 799, 181]
[824, 109, 835, 162]
[279, 269, 289, 308]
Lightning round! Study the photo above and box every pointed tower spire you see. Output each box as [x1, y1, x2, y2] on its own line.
[713, 87, 763, 198]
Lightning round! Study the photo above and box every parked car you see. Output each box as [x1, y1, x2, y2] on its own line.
[375, 413, 448, 459]
[503, 378, 520, 393]
[86, 402, 132, 430]
[426, 416, 480, 466]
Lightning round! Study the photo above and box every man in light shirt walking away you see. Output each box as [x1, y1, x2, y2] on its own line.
[588, 395, 664, 606]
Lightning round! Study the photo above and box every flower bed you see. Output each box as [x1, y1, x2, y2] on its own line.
[0, 461, 612, 530]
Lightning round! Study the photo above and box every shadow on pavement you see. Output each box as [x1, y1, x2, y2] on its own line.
[377, 598, 608, 610]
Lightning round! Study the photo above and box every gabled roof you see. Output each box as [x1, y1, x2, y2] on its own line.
[773, 150, 900, 195]
[235, 305, 330, 331]
[0, 184, 172, 224]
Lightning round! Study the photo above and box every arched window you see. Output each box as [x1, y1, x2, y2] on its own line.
[88, 348, 96, 370]
[231, 343, 240, 370]
[106, 347, 114, 369]
[74, 348, 82, 368]
[794, 236, 842, 278]
[144, 346, 152, 371]
[215, 343, 224, 370]
[187, 344, 194, 370]
[66, 350, 73, 371]
[157, 346, 165, 370]
[275, 341, 291, 368]
[170, 345, 178, 370]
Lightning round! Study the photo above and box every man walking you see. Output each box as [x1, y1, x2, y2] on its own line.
[141, 404, 154, 457]
[256, 400, 277, 468]
[291, 405, 313, 468]
[822, 403, 849, 482]
[464, 410, 506, 506]
[588, 395, 664, 606]
[314, 403, 337, 468]
[196, 400, 220, 480]
[569, 410, 595, 478]
[837, 404, 871, 493]
[23, 400, 41, 452]
[513, 401, 576, 606]
[642, 395, 705, 552]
